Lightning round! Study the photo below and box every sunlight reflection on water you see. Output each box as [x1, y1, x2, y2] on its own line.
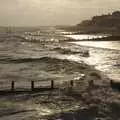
[71, 40, 120, 81]
[66, 34, 106, 40]
[71, 41, 120, 50]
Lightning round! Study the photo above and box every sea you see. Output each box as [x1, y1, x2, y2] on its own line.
[0, 27, 120, 87]
[68, 35, 120, 81]
[1, 27, 120, 120]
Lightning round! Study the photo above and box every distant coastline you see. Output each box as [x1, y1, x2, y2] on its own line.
[56, 11, 120, 35]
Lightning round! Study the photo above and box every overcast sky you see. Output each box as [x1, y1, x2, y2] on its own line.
[0, 0, 120, 26]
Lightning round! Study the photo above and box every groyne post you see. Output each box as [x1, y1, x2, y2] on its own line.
[51, 80, 54, 89]
[70, 80, 74, 87]
[31, 81, 34, 91]
[89, 80, 94, 88]
[11, 81, 15, 91]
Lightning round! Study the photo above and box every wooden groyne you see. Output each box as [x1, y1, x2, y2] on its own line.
[0, 80, 56, 92]
[0, 80, 75, 93]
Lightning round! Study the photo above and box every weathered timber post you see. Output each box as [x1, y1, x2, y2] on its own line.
[110, 80, 113, 86]
[11, 81, 15, 91]
[70, 80, 74, 87]
[31, 81, 34, 91]
[89, 80, 94, 88]
[51, 80, 54, 89]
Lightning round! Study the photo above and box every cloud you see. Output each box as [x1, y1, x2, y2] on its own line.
[0, 0, 120, 26]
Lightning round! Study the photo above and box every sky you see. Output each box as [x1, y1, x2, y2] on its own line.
[0, 0, 120, 26]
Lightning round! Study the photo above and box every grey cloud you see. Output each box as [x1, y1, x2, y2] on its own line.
[0, 0, 119, 26]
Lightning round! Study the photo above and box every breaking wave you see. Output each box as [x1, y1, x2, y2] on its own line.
[52, 47, 89, 57]
[0, 56, 92, 74]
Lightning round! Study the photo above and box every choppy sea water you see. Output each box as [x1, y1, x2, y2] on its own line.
[69, 38, 120, 81]
[0, 33, 91, 87]
[1, 30, 120, 120]
[0, 31, 120, 84]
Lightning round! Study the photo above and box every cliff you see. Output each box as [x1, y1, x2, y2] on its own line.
[60, 11, 120, 34]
